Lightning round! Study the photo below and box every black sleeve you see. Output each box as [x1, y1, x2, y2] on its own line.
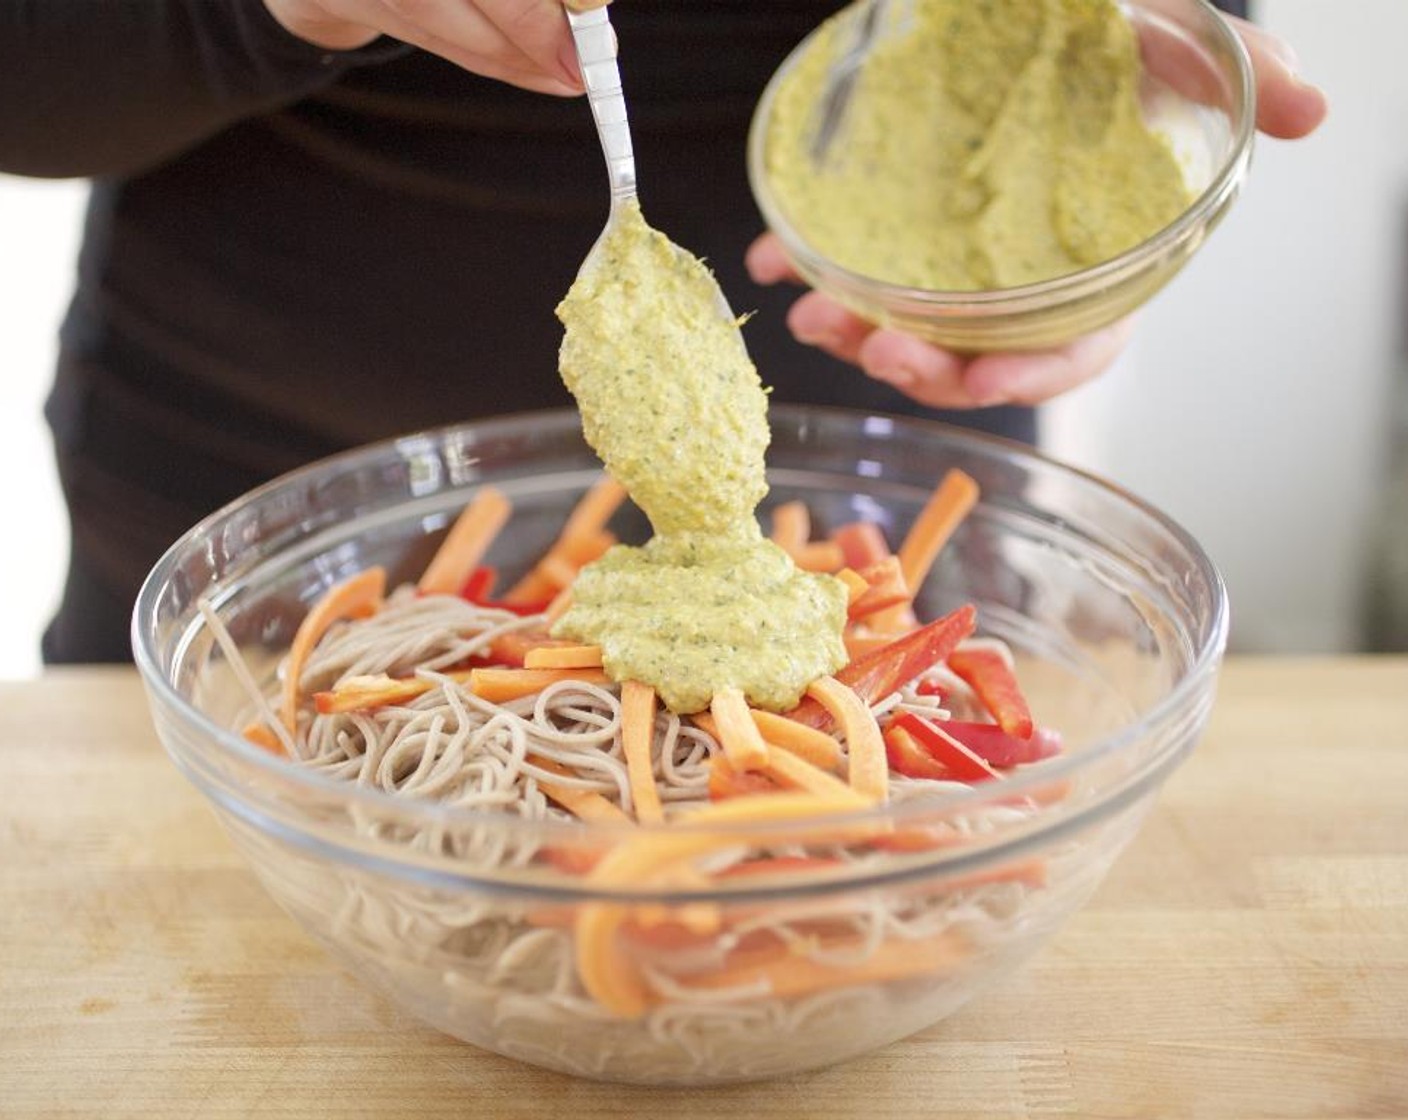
[0, 0, 410, 179]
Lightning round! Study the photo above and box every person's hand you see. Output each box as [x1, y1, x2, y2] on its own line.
[264, 0, 585, 95]
[746, 19, 1329, 410]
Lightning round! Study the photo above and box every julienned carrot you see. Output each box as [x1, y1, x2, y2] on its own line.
[523, 643, 604, 670]
[896, 468, 980, 596]
[693, 709, 840, 771]
[503, 477, 626, 604]
[529, 755, 633, 826]
[241, 722, 285, 756]
[748, 710, 843, 770]
[576, 791, 878, 1017]
[804, 676, 888, 803]
[314, 669, 474, 714]
[763, 746, 874, 805]
[469, 667, 611, 704]
[769, 500, 810, 553]
[793, 541, 845, 572]
[675, 929, 968, 1001]
[709, 687, 770, 771]
[418, 486, 512, 596]
[536, 529, 615, 589]
[621, 681, 663, 825]
[707, 754, 783, 801]
[836, 567, 870, 603]
[280, 566, 387, 731]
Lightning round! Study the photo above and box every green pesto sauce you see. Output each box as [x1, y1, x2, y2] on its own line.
[553, 200, 847, 714]
[765, 0, 1193, 290]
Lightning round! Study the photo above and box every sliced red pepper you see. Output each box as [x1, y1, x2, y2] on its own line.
[946, 647, 1034, 739]
[890, 711, 1001, 784]
[832, 521, 894, 570]
[786, 603, 977, 730]
[459, 564, 498, 602]
[939, 720, 1061, 768]
[914, 678, 945, 698]
[884, 724, 951, 780]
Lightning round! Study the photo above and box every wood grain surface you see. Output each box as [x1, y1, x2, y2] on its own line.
[2, 660, 1405, 1119]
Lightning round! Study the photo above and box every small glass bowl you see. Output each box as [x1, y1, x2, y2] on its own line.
[748, 0, 1256, 352]
[133, 406, 1228, 1085]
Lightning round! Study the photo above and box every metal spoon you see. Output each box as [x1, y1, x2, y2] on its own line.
[564, 0, 735, 318]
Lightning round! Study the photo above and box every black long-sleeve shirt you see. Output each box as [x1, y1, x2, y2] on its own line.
[1, 0, 1240, 660]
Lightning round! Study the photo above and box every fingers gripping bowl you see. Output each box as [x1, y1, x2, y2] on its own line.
[134, 407, 1227, 1085]
[747, 0, 1256, 352]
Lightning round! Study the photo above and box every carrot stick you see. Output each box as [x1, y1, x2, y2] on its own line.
[762, 747, 874, 805]
[523, 643, 604, 670]
[314, 669, 475, 714]
[897, 468, 980, 595]
[836, 567, 870, 603]
[677, 929, 967, 1000]
[503, 477, 626, 603]
[530, 755, 633, 826]
[694, 709, 842, 771]
[793, 540, 845, 572]
[620, 681, 663, 825]
[469, 667, 611, 704]
[536, 529, 615, 589]
[804, 676, 888, 803]
[748, 710, 843, 770]
[769, 500, 811, 553]
[709, 687, 770, 771]
[280, 566, 386, 731]
[418, 486, 512, 596]
[575, 791, 876, 1017]
[241, 721, 286, 757]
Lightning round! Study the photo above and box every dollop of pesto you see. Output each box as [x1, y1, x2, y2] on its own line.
[765, 0, 1193, 290]
[554, 200, 847, 714]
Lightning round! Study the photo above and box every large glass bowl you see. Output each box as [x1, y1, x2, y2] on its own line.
[133, 406, 1227, 1085]
[748, 0, 1256, 352]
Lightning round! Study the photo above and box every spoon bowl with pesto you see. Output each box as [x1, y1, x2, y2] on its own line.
[748, 0, 1255, 352]
[565, 0, 736, 323]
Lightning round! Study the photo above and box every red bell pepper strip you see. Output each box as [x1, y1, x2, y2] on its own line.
[883, 724, 951, 780]
[832, 521, 894, 570]
[946, 647, 1034, 739]
[459, 564, 498, 602]
[459, 563, 557, 616]
[890, 711, 1001, 784]
[939, 720, 1061, 768]
[787, 603, 978, 730]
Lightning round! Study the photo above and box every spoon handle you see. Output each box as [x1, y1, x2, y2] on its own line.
[566, 2, 637, 206]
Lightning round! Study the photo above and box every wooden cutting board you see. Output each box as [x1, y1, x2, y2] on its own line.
[1, 659, 1406, 1118]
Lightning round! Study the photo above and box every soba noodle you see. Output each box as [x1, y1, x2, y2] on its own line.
[207, 583, 1116, 1082]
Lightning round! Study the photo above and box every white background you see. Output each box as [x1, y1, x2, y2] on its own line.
[1, 1, 1403, 675]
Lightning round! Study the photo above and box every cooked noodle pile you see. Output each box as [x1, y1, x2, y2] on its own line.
[206, 478, 1107, 1082]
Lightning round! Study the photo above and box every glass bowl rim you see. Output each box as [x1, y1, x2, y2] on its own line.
[745, 0, 1257, 311]
[133, 405, 1229, 872]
